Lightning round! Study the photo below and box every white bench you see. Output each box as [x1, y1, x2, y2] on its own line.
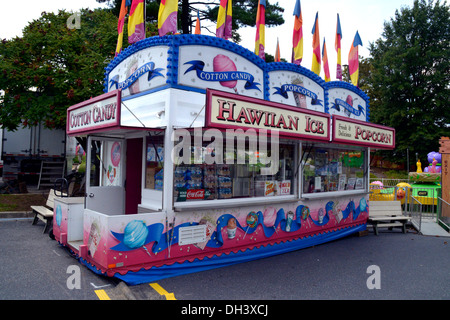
[368, 200, 411, 236]
[31, 189, 66, 233]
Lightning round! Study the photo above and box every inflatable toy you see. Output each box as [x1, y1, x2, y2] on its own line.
[395, 182, 411, 204]
[416, 159, 422, 173]
[369, 181, 384, 201]
[423, 151, 442, 173]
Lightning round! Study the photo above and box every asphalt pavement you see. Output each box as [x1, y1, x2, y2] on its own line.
[0, 217, 448, 301]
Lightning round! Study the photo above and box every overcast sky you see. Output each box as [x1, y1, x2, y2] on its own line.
[0, 0, 417, 81]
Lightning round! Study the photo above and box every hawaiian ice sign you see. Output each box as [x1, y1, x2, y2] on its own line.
[206, 89, 330, 142]
[178, 46, 265, 99]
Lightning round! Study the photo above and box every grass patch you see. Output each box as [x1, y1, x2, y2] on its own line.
[0, 194, 47, 212]
[384, 170, 409, 179]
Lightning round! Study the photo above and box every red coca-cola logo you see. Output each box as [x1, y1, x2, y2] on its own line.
[187, 189, 205, 200]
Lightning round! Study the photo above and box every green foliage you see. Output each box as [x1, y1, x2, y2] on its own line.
[368, 0, 450, 163]
[385, 170, 409, 180]
[0, 9, 118, 131]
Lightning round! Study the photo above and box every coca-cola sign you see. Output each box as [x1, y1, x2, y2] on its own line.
[177, 188, 208, 201]
[187, 189, 205, 200]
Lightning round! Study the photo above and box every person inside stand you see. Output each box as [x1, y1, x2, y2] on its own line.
[76, 143, 85, 163]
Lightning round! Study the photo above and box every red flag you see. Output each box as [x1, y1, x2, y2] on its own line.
[322, 38, 331, 82]
[254, 0, 266, 60]
[292, 0, 303, 65]
[128, 0, 145, 44]
[275, 38, 281, 62]
[335, 14, 343, 80]
[195, 10, 201, 34]
[311, 12, 321, 75]
[115, 0, 128, 56]
[216, 0, 232, 39]
[348, 31, 362, 86]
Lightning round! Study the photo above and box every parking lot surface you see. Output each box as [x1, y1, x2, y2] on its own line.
[0, 218, 448, 301]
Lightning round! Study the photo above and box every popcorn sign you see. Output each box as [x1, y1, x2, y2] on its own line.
[332, 115, 395, 149]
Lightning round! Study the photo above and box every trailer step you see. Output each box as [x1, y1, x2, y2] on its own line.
[37, 161, 65, 190]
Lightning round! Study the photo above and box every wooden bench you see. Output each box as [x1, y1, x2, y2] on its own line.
[368, 200, 411, 236]
[31, 189, 66, 233]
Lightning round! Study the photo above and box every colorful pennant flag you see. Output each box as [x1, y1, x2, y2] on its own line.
[254, 0, 266, 60]
[275, 38, 281, 62]
[322, 38, 331, 82]
[292, 0, 303, 65]
[128, 0, 145, 44]
[158, 0, 178, 36]
[311, 12, 321, 76]
[115, 0, 128, 56]
[348, 31, 362, 86]
[216, 0, 232, 39]
[195, 10, 201, 34]
[335, 14, 343, 80]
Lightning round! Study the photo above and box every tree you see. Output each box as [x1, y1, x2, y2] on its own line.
[367, 0, 449, 165]
[96, 0, 284, 43]
[0, 9, 119, 131]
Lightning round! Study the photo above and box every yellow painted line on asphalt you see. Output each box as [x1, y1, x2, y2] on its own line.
[149, 283, 176, 300]
[95, 289, 111, 300]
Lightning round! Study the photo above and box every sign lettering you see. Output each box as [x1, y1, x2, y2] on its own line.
[206, 90, 330, 141]
[67, 90, 120, 135]
[332, 116, 395, 149]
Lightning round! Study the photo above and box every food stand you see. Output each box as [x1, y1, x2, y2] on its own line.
[60, 34, 395, 285]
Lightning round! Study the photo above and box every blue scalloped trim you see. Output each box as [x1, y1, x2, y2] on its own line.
[79, 223, 366, 285]
[325, 81, 371, 122]
[104, 35, 369, 120]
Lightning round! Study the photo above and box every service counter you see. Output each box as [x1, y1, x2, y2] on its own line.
[53, 197, 85, 247]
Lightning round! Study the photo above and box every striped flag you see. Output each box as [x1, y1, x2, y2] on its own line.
[311, 12, 321, 75]
[254, 0, 266, 60]
[115, 0, 128, 56]
[348, 31, 362, 86]
[292, 0, 303, 65]
[322, 38, 331, 82]
[216, 0, 232, 39]
[195, 10, 201, 34]
[158, 0, 178, 36]
[128, 0, 145, 44]
[335, 14, 343, 80]
[275, 38, 281, 62]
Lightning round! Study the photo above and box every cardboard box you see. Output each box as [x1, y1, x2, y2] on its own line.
[146, 167, 157, 189]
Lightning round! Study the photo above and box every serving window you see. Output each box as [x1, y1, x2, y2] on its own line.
[173, 130, 297, 203]
[301, 144, 367, 196]
[144, 134, 164, 190]
[140, 133, 165, 211]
